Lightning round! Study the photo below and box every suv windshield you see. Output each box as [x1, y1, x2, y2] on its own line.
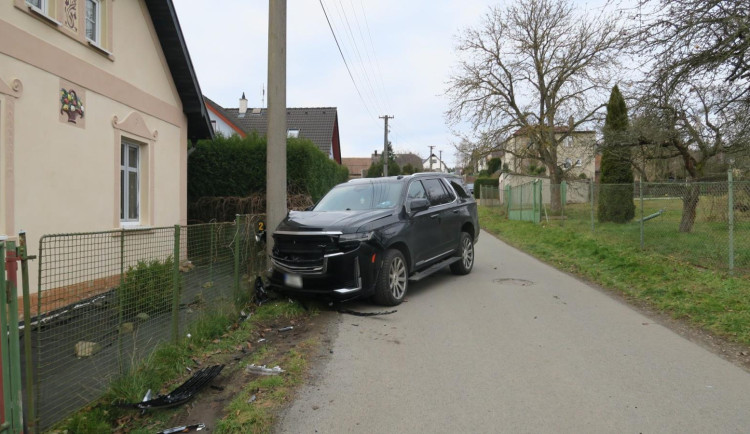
[314, 182, 404, 211]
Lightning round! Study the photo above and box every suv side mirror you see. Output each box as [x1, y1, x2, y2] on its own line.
[408, 198, 430, 214]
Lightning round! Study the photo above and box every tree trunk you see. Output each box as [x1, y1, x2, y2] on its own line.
[679, 184, 699, 233]
[549, 165, 563, 214]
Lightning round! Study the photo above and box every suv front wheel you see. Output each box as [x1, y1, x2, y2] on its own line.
[450, 232, 474, 275]
[373, 249, 408, 306]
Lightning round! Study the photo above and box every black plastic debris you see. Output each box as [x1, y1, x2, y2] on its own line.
[158, 422, 206, 433]
[254, 276, 270, 305]
[123, 365, 224, 410]
[337, 308, 397, 317]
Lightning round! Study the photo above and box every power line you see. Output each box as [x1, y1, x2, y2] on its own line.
[318, 0, 375, 118]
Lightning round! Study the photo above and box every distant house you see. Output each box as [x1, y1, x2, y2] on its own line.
[503, 126, 597, 180]
[342, 157, 372, 179]
[367, 150, 424, 173]
[423, 153, 449, 173]
[204, 95, 342, 164]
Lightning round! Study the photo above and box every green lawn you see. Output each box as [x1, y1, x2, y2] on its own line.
[479, 206, 750, 345]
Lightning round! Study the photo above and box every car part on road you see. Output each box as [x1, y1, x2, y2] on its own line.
[158, 422, 206, 433]
[245, 364, 284, 375]
[123, 365, 224, 410]
[336, 308, 397, 317]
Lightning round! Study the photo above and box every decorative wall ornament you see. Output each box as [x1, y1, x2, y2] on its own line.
[59, 80, 86, 128]
[64, 0, 78, 31]
[60, 89, 84, 123]
[112, 112, 158, 141]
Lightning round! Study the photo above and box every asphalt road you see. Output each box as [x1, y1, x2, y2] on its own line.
[276, 230, 750, 433]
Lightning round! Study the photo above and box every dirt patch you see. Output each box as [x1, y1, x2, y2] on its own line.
[119, 308, 337, 433]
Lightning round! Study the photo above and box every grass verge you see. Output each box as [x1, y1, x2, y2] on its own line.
[52, 299, 315, 433]
[480, 206, 750, 345]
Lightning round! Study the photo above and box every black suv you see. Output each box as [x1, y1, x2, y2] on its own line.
[268, 173, 478, 306]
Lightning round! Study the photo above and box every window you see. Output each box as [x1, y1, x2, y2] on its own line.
[121, 141, 139, 223]
[26, 0, 45, 11]
[407, 181, 427, 200]
[423, 178, 452, 206]
[287, 129, 299, 138]
[86, 0, 100, 44]
[575, 158, 582, 167]
[450, 181, 470, 199]
[563, 158, 572, 169]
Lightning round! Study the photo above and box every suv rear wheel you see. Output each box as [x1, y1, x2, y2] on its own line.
[450, 232, 474, 275]
[373, 249, 407, 306]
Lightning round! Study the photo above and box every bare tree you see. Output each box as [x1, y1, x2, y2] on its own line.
[446, 0, 630, 211]
[631, 76, 750, 231]
[639, 0, 750, 87]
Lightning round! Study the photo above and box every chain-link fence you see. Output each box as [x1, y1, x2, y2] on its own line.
[25, 215, 264, 429]
[496, 175, 749, 275]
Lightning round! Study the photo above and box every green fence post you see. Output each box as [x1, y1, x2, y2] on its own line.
[172, 225, 181, 344]
[234, 215, 241, 305]
[4, 241, 23, 432]
[0, 239, 11, 431]
[209, 221, 215, 286]
[506, 185, 511, 218]
[18, 232, 36, 432]
[640, 180, 645, 250]
[728, 170, 734, 275]
[590, 180, 595, 233]
[118, 230, 125, 374]
[561, 181, 567, 227]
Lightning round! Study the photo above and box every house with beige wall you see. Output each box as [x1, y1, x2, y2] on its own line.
[0, 0, 212, 291]
[502, 126, 598, 180]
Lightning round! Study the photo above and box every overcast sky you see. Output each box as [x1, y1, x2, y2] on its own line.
[173, 1, 623, 168]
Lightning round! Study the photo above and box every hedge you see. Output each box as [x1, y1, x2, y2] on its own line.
[188, 133, 349, 203]
[473, 177, 499, 199]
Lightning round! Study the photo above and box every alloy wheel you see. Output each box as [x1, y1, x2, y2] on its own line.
[389, 256, 407, 299]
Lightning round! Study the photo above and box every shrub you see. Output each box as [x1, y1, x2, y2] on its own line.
[188, 134, 347, 203]
[119, 257, 176, 318]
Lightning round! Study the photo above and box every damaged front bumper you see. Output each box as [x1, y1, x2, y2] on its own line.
[268, 243, 381, 301]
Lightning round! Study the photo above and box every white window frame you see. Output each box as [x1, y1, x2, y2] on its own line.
[26, 0, 46, 12]
[85, 0, 101, 45]
[287, 129, 300, 138]
[121, 141, 140, 225]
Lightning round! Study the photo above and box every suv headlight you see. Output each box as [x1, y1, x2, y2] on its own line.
[339, 231, 374, 243]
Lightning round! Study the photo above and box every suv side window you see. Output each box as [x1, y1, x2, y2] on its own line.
[449, 180, 470, 199]
[407, 180, 427, 200]
[442, 179, 457, 202]
[423, 178, 451, 206]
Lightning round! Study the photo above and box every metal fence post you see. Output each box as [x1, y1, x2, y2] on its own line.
[728, 170, 734, 274]
[590, 180, 595, 233]
[234, 215, 241, 305]
[0, 239, 11, 432]
[2, 240, 23, 432]
[172, 225, 181, 344]
[561, 181, 567, 227]
[117, 230, 125, 374]
[18, 232, 36, 432]
[640, 180, 644, 250]
[506, 185, 511, 217]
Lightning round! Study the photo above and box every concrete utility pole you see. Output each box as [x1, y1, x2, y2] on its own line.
[428, 145, 435, 171]
[379, 115, 393, 176]
[267, 0, 287, 257]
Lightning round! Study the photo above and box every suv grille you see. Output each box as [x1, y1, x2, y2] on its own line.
[272, 233, 340, 274]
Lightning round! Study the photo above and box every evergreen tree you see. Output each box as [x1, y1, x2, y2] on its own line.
[597, 85, 635, 223]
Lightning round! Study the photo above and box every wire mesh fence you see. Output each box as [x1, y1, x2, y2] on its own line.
[497, 176, 749, 275]
[26, 215, 264, 429]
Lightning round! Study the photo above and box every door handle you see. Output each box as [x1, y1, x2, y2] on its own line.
[430, 214, 439, 219]
[452, 209, 459, 214]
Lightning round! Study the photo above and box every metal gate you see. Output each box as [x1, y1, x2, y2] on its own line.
[505, 180, 542, 223]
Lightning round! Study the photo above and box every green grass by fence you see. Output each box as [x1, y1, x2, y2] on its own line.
[27, 215, 265, 430]
[482, 179, 750, 275]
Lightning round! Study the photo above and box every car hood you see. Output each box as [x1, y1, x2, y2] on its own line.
[275, 209, 394, 233]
